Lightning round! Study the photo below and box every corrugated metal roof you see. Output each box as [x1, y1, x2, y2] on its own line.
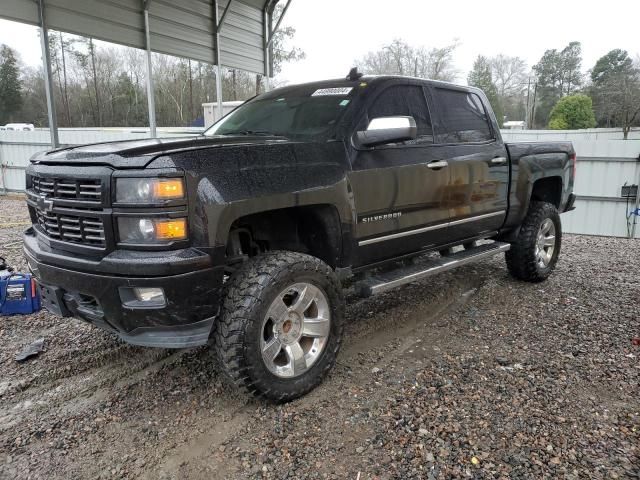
[0, 0, 276, 74]
[1, 0, 39, 25]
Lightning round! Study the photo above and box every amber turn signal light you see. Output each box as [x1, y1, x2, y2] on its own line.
[153, 179, 184, 200]
[155, 218, 187, 240]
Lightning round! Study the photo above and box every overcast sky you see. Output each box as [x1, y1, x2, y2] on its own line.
[1, 0, 638, 85]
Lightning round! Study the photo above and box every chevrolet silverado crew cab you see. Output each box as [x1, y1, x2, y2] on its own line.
[24, 71, 576, 401]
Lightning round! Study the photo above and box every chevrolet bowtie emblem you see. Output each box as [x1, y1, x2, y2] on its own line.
[37, 194, 54, 212]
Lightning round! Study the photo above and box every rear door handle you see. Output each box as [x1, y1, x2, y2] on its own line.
[427, 160, 448, 169]
[491, 157, 507, 165]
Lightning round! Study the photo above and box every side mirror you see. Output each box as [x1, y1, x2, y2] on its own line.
[356, 116, 417, 147]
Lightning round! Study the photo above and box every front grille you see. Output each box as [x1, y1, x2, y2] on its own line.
[32, 176, 102, 202]
[35, 210, 106, 247]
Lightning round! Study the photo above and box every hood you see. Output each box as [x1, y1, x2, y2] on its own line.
[30, 135, 289, 169]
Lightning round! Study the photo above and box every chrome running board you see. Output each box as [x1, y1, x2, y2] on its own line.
[356, 241, 511, 297]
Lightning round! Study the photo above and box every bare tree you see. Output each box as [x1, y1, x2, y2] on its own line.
[487, 54, 528, 122]
[357, 38, 460, 82]
[490, 55, 527, 98]
[425, 41, 460, 82]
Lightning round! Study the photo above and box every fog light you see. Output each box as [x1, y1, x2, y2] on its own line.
[134, 287, 165, 303]
[119, 287, 166, 308]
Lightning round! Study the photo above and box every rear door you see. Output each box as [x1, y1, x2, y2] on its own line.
[429, 87, 509, 241]
[349, 82, 450, 266]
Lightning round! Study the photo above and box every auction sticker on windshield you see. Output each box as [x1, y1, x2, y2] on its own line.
[311, 87, 353, 96]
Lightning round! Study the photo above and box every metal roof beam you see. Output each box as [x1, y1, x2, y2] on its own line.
[265, 0, 291, 49]
[217, 0, 234, 33]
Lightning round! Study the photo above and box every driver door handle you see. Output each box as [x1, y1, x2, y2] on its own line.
[427, 160, 448, 169]
[491, 156, 507, 165]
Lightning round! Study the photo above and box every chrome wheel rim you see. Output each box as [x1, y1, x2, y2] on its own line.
[535, 218, 556, 268]
[260, 282, 331, 378]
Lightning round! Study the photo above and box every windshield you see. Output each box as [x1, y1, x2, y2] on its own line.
[204, 86, 355, 141]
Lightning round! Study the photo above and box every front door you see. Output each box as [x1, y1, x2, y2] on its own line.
[348, 83, 450, 266]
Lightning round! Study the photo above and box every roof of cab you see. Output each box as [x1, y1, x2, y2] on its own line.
[264, 74, 475, 97]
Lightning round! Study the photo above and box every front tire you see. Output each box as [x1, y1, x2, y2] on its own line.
[505, 201, 561, 282]
[214, 251, 345, 402]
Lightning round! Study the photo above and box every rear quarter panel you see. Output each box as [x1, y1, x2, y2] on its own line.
[504, 141, 575, 228]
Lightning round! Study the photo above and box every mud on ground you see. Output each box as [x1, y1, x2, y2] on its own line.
[0, 196, 638, 479]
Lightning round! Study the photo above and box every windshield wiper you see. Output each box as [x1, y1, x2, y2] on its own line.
[222, 130, 282, 136]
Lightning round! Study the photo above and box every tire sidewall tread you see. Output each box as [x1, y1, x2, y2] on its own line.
[214, 251, 345, 402]
[506, 201, 562, 282]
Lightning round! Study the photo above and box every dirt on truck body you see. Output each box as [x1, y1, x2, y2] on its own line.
[22, 73, 577, 400]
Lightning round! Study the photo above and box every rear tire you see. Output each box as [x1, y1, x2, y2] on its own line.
[505, 201, 561, 282]
[214, 251, 345, 402]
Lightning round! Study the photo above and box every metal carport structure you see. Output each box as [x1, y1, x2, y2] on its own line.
[0, 0, 290, 146]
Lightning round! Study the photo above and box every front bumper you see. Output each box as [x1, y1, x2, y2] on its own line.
[24, 229, 224, 348]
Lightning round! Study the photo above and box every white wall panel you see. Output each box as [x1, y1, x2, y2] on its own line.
[0, 128, 202, 192]
[562, 199, 637, 238]
[501, 128, 640, 141]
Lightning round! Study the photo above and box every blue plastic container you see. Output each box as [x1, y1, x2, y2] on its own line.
[0, 269, 41, 316]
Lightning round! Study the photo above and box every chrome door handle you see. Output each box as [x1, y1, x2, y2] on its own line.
[427, 160, 448, 169]
[491, 157, 507, 165]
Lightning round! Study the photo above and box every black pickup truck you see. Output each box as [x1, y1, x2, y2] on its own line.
[23, 72, 575, 400]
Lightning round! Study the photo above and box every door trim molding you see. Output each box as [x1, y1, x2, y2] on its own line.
[358, 210, 505, 246]
[448, 210, 505, 227]
[359, 221, 447, 246]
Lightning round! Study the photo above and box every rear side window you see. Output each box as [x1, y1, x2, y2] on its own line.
[368, 85, 433, 144]
[433, 88, 494, 143]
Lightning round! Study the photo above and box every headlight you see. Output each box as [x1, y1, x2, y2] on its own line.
[116, 177, 185, 203]
[117, 217, 187, 244]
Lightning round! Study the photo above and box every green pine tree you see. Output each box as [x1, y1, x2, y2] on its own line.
[0, 45, 23, 124]
[467, 55, 503, 126]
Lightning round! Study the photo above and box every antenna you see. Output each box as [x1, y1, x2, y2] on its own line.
[347, 67, 363, 81]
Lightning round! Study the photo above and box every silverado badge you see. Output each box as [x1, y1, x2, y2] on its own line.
[360, 212, 402, 223]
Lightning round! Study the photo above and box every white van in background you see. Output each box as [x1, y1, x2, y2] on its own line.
[2, 123, 35, 131]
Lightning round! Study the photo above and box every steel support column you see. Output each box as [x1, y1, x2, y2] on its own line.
[143, 1, 157, 138]
[37, 0, 59, 148]
[263, 7, 271, 92]
[631, 162, 640, 239]
[214, 0, 224, 119]
[262, 0, 291, 93]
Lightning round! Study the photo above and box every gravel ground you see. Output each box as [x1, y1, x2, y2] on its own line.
[0, 195, 638, 479]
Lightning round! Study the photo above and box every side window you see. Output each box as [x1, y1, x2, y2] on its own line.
[433, 88, 494, 143]
[368, 85, 433, 144]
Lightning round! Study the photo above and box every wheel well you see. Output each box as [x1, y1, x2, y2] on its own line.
[226, 205, 342, 267]
[531, 177, 562, 208]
